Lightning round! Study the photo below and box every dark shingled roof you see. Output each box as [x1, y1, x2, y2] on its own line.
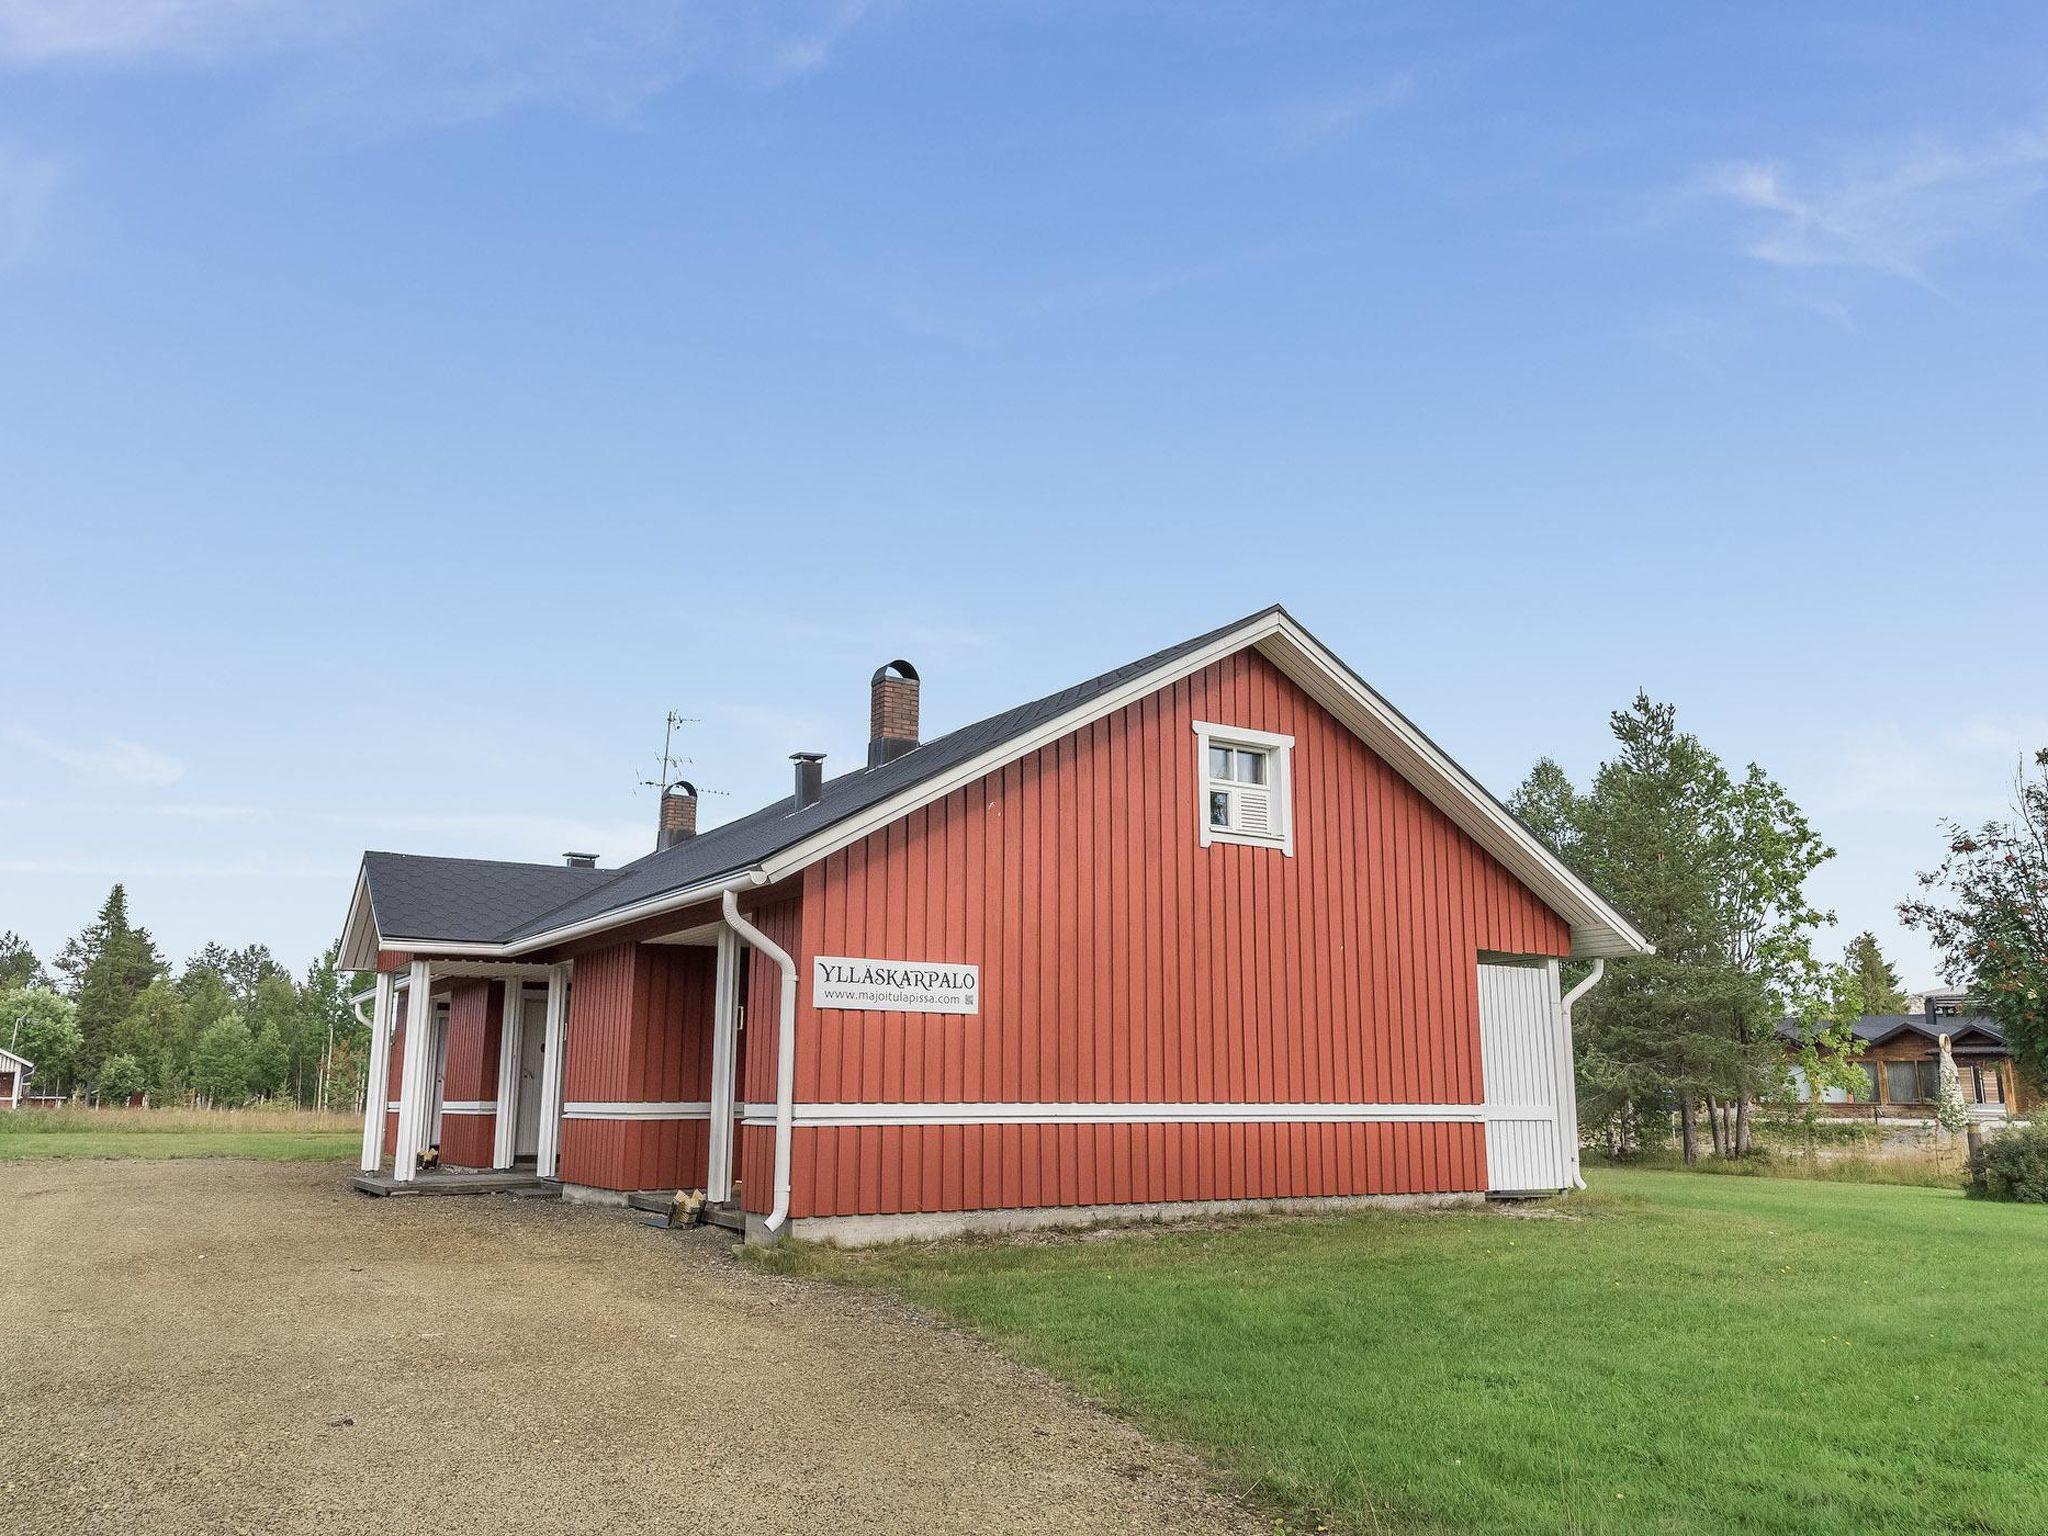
[363, 606, 1282, 948]
[1776, 1013, 2007, 1048]
[361, 852, 616, 945]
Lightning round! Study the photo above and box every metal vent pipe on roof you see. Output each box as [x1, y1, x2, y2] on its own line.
[791, 752, 824, 812]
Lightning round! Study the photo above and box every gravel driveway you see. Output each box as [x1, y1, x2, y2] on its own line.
[1, 1160, 1256, 1535]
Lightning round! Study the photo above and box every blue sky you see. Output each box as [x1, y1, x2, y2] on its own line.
[2, 2, 2043, 986]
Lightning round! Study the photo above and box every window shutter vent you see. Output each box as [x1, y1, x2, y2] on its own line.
[1236, 786, 1273, 836]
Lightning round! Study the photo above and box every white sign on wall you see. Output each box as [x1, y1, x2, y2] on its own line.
[812, 955, 980, 1015]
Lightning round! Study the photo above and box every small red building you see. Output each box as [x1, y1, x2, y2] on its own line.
[340, 607, 1649, 1241]
[0, 1045, 29, 1110]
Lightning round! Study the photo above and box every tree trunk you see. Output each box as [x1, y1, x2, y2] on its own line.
[1706, 1095, 1725, 1157]
[1735, 1097, 1753, 1157]
[1680, 1098, 1700, 1164]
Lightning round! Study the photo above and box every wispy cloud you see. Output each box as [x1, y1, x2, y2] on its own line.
[141, 801, 269, 820]
[12, 729, 187, 787]
[0, 0, 877, 125]
[1693, 123, 2048, 292]
[1274, 71, 1417, 152]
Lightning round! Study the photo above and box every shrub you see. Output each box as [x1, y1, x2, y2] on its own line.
[95, 1053, 146, 1102]
[1969, 1121, 2048, 1203]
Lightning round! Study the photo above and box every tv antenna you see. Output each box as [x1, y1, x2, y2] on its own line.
[640, 710, 699, 796]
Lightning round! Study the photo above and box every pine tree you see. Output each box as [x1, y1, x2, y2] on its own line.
[1529, 694, 1831, 1162]
[0, 931, 44, 991]
[1508, 757, 1583, 861]
[53, 886, 166, 1082]
[1843, 931, 1907, 1015]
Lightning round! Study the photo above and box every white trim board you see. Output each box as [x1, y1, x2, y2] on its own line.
[350, 607, 1652, 964]
[738, 1101, 1550, 1128]
[440, 1100, 498, 1116]
[561, 1101, 714, 1121]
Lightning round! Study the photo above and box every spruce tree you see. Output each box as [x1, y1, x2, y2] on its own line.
[1843, 931, 1907, 1014]
[53, 886, 166, 1082]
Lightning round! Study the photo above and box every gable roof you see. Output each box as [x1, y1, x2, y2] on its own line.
[342, 605, 1653, 967]
[1778, 1013, 2009, 1049]
[0, 1044, 30, 1073]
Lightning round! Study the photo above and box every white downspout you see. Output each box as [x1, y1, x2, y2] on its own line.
[722, 883, 796, 1236]
[1556, 959, 1605, 1190]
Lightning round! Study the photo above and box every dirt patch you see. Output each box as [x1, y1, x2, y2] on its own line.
[0, 1161, 1258, 1536]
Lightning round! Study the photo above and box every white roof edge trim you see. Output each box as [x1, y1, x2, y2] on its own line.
[747, 609, 1650, 960]
[757, 616, 1291, 885]
[367, 608, 1650, 964]
[338, 864, 379, 973]
[1256, 616, 1652, 959]
[0, 1044, 32, 1070]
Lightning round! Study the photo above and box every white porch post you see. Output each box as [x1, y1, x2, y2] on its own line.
[489, 981, 525, 1170]
[706, 924, 741, 1202]
[534, 963, 570, 1181]
[392, 960, 434, 1183]
[358, 971, 397, 1173]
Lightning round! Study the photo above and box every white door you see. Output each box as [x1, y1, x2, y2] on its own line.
[429, 1005, 450, 1146]
[1476, 960, 1573, 1194]
[514, 994, 547, 1158]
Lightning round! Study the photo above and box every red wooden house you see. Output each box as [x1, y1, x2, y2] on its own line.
[339, 607, 1649, 1242]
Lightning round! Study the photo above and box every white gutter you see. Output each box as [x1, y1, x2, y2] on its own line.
[721, 886, 798, 1236]
[1561, 957, 1605, 1013]
[1556, 959, 1605, 1190]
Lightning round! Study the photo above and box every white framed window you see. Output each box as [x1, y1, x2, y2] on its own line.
[1194, 720, 1294, 854]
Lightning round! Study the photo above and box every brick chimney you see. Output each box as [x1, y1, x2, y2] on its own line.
[657, 781, 698, 851]
[868, 660, 920, 767]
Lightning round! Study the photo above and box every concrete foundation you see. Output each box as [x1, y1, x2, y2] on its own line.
[559, 1182, 632, 1208]
[772, 1189, 1486, 1248]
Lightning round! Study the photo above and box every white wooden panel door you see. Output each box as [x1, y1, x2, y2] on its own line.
[1477, 961, 1573, 1193]
[514, 995, 547, 1158]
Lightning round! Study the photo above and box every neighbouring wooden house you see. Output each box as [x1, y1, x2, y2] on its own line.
[1780, 1002, 2034, 1122]
[338, 606, 1651, 1242]
[0, 1045, 29, 1109]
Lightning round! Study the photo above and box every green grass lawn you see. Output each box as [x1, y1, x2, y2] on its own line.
[765, 1171, 2048, 1535]
[0, 1107, 358, 1162]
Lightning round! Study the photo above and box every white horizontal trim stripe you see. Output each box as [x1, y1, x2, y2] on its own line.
[385, 1100, 399, 1114]
[440, 1100, 497, 1116]
[737, 1102, 1552, 1128]
[561, 1100, 713, 1121]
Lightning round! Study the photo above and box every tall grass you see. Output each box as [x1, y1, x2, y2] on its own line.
[1592, 1137, 1972, 1189]
[4, 1103, 358, 1135]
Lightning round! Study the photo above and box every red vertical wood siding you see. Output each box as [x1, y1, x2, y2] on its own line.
[381, 989, 408, 1159]
[775, 647, 1568, 1219]
[557, 942, 717, 1192]
[436, 979, 501, 1168]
